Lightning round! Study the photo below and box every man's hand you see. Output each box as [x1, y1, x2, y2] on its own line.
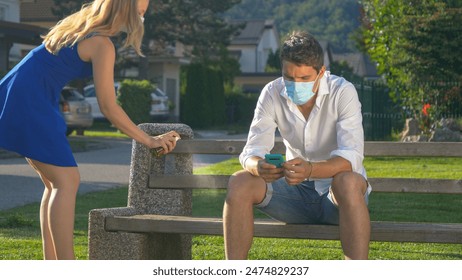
[256, 159, 284, 183]
[283, 157, 313, 185]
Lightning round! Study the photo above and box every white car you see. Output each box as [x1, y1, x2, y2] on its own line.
[60, 87, 93, 135]
[149, 88, 170, 120]
[82, 84, 109, 119]
[83, 83, 169, 120]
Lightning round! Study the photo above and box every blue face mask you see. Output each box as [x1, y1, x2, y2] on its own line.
[284, 69, 323, 105]
[284, 80, 316, 105]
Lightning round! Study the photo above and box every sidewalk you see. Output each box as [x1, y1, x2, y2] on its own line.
[0, 137, 132, 210]
[0, 131, 247, 210]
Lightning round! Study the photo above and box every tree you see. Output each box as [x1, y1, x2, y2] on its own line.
[329, 60, 362, 83]
[225, 0, 361, 52]
[265, 48, 281, 73]
[181, 63, 225, 128]
[129, 0, 244, 81]
[359, 0, 462, 136]
[147, 1, 243, 62]
[51, 0, 243, 80]
[51, 0, 85, 17]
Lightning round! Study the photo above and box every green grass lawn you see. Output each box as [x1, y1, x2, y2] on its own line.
[1, 156, 461, 260]
[72, 119, 130, 138]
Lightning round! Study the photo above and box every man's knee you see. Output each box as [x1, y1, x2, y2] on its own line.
[331, 172, 367, 205]
[226, 170, 266, 205]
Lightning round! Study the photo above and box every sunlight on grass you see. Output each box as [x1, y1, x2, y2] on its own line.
[1, 156, 461, 260]
[192, 235, 462, 260]
[81, 130, 129, 138]
[364, 156, 462, 179]
[195, 156, 462, 179]
[192, 157, 462, 260]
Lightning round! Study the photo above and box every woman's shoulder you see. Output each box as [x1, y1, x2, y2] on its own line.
[81, 32, 112, 42]
[77, 35, 115, 62]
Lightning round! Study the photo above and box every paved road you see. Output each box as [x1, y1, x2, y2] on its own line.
[0, 131, 245, 210]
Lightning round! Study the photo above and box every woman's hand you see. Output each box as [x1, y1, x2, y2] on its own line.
[148, 130, 181, 155]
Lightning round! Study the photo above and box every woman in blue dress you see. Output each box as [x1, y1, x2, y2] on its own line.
[0, 0, 179, 259]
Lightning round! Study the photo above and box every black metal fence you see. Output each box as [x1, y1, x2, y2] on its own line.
[225, 81, 461, 141]
[356, 81, 462, 141]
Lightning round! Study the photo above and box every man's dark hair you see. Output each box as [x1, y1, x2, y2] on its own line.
[280, 31, 324, 72]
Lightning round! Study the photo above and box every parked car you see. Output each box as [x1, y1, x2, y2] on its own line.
[83, 83, 169, 121]
[150, 88, 169, 121]
[60, 87, 93, 136]
[82, 83, 117, 120]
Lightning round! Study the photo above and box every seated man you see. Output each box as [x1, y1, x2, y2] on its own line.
[223, 31, 371, 260]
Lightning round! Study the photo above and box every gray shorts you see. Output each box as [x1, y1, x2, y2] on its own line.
[255, 178, 369, 225]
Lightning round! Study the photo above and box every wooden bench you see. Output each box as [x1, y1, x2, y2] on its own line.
[88, 123, 462, 259]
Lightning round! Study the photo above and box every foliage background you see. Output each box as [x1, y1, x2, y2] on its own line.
[117, 79, 153, 125]
[358, 0, 462, 131]
[224, 0, 361, 52]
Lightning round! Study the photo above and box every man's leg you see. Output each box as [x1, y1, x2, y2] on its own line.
[331, 171, 370, 260]
[223, 170, 267, 260]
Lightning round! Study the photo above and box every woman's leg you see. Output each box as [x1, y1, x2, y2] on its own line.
[27, 158, 80, 260]
[40, 180, 56, 259]
[27, 159, 55, 259]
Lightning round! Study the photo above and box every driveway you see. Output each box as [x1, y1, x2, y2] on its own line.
[0, 131, 246, 210]
[0, 137, 133, 210]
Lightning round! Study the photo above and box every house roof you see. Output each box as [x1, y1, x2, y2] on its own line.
[20, 0, 58, 22]
[332, 52, 378, 78]
[0, 20, 47, 45]
[230, 19, 276, 46]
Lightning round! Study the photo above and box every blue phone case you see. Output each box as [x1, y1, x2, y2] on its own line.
[265, 153, 285, 168]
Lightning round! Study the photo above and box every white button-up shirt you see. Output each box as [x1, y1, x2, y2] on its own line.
[239, 71, 370, 195]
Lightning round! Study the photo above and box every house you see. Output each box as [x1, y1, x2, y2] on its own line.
[16, 0, 186, 121]
[0, 0, 46, 72]
[331, 52, 379, 80]
[228, 19, 280, 93]
[20, 0, 57, 28]
[309, 40, 379, 80]
[228, 23, 379, 93]
[228, 19, 279, 73]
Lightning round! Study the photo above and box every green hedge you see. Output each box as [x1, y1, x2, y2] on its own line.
[225, 92, 259, 127]
[117, 79, 153, 125]
[180, 63, 260, 129]
[181, 64, 226, 128]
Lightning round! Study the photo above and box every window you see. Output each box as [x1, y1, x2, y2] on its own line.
[0, 6, 6, 21]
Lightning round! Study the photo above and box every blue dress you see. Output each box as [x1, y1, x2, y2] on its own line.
[0, 42, 93, 167]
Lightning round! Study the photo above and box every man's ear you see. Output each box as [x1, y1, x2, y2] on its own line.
[313, 66, 326, 93]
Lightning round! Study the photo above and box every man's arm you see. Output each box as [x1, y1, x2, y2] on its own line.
[283, 156, 351, 186]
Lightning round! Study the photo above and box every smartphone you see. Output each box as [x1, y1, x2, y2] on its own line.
[152, 136, 181, 157]
[265, 153, 285, 168]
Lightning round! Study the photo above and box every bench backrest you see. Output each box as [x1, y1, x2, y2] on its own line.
[148, 139, 462, 194]
[127, 123, 461, 217]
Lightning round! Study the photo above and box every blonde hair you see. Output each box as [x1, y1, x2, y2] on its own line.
[43, 0, 144, 56]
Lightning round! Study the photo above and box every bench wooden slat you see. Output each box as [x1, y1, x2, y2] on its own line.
[370, 178, 462, 193]
[170, 140, 462, 157]
[105, 215, 462, 244]
[149, 174, 462, 194]
[172, 139, 248, 155]
[364, 141, 462, 157]
[149, 175, 228, 190]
